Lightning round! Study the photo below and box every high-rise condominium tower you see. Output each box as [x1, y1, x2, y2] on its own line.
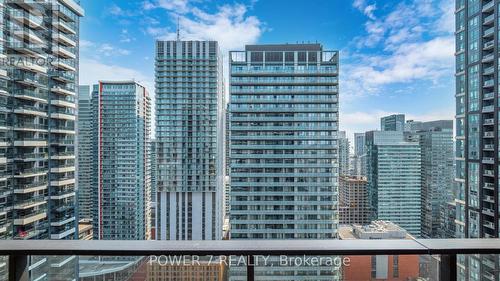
[380, 114, 405, 131]
[339, 176, 370, 225]
[0, 0, 84, 239]
[338, 131, 350, 176]
[93, 81, 151, 240]
[354, 132, 365, 156]
[455, 1, 499, 280]
[365, 130, 421, 237]
[77, 85, 92, 221]
[155, 40, 224, 240]
[406, 120, 454, 238]
[229, 44, 339, 240]
[0, 0, 83, 278]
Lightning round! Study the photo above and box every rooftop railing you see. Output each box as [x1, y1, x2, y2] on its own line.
[1, 239, 500, 281]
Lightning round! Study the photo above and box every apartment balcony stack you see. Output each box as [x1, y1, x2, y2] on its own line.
[455, 0, 500, 280]
[0, 0, 84, 279]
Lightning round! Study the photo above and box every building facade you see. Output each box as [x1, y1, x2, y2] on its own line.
[339, 221, 420, 281]
[77, 85, 93, 221]
[229, 43, 339, 241]
[406, 120, 454, 238]
[150, 138, 157, 238]
[455, 0, 500, 280]
[351, 132, 366, 177]
[339, 176, 370, 225]
[354, 132, 365, 156]
[365, 130, 421, 237]
[0, 0, 84, 278]
[338, 131, 349, 176]
[380, 114, 405, 131]
[93, 81, 151, 240]
[155, 40, 224, 240]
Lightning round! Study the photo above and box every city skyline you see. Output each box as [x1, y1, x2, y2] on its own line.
[0, 0, 496, 280]
[78, 0, 455, 140]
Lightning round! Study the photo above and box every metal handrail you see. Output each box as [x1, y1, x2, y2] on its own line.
[3, 239, 500, 281]
[0, 238, 498, 256]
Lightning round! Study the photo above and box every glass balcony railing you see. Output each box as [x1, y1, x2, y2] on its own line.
[0, 239, 499, 281]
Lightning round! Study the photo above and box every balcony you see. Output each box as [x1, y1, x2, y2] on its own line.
[482, 105, 494, 113]
[484, 118, 494, 125]
[483, 195, 495, 203]
[483, 27, 494, 38]
[483, 40, 494, 50]
[13, 210, 46, 225]
[51, 85, 76, 96]
[13, 181, 47, 194]
[482, 53, 494, 63]
[51, 58, 76, 72]
[12, 89, 48, 103]
[52, 33, 77, 47]
[13, 105, 47, 117]
[53, 20, 77, 35]
[483, 14, 495, 25]
[483, 79, 494, 88]
[483, 66, 494, 75]
[50, 70, 75, 83]
[483, 0, 494, 12]
[13, 167, 47, 178]
[483, 207, 495, 216]
[1, 239, 500, 281]
[484, 182, 495, 190]
[52, 45, 76, 59]
[484, 131, 495, 138]
[483, 92, 494, 100]
[13, 138, 47, 147]
[51, 96, 75, 108]
[482, 157, 494, 164]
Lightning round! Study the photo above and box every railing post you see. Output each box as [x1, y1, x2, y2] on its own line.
[247, 255, 254, 281]
[8, 255, 28, 281]
[439, 254, 457, 281]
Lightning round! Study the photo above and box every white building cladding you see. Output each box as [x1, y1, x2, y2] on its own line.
[155, 40, 224, 240]
[229, 44, 339, 240]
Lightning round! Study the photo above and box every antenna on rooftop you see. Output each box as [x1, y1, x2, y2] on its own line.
[176, 16, 180, 41]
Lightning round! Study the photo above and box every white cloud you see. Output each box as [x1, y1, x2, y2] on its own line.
[353, 0, 377, 20]
[79, 58, 153, 97]
[120, 29, 135, 43]
[80, 40, 131, 57]
[143, 0, 190, 13]
[344, 0, 454, 100]
[148, 3, 263, 53]
[109, 4, 124, 16]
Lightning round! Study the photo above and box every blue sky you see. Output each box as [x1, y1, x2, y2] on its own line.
[79, 0, 455, 141]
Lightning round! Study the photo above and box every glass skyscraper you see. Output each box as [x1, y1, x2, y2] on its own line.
[338, 130, 349, 176]
[77, 85, 92, 221]
[380, 114, 405, 131]
[406, 120, 454, 238]
[155, 40, 224, 240]
[365, 130, 422, 237]
[93, 81, 151, 240]
[455, 0, 500, 280]
[229, 43, 339, 240]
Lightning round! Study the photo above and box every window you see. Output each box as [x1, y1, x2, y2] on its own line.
[393, 256, 399, 278]
[467, 16, 479, 63]
[468, 65, 479, 111]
